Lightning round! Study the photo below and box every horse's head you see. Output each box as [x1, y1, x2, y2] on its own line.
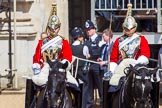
[125, 64, 158, 108]
[46, 57, 68, 108]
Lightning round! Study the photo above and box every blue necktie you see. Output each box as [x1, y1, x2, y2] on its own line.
[100, 45, 108, 70]
[101, 45, 108, 61]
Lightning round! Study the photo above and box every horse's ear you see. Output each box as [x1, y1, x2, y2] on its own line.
[129, 64, 140, 75]
[62, 61, 68, 69]
[129, 64, 134, 68]
[124, 64, 134, 75]
[46, 56, 52, 67]
[149, 67, 159, 75]
[151, 67, 158, 73]
[155, 67, 159, 72]
[150, 67, 159, 82]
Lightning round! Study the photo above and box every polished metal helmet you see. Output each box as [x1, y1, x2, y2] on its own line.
[122, 16, 137, 30]
[122, 3, 137, 35]
[48, 15, 61, 30]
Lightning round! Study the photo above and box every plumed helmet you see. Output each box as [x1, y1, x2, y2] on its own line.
[85, 20, 96, 29]
[71, 27, 84, 39]
[122, 3, 137, 35]
[48, 15, 61, 30]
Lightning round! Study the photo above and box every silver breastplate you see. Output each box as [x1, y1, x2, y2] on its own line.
[42, 38, 62, 62]
[119, 36, 140, 59]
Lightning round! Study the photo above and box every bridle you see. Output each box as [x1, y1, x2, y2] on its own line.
[131, 66, 152, 108]
[120, 65, 153, 108]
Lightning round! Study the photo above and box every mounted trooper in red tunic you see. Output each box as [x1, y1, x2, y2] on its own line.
[32, 15, 78, 86]
[109, 4, 150, 86]
[103, 4, 151, 108]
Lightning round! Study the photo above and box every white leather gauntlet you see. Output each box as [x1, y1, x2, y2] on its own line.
[136, 55, 149, 65]
[32, 63, 41, 75]
[110, 62, 117, 73]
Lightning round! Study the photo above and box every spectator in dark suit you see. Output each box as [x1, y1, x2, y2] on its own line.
[97, 28, 113, 73]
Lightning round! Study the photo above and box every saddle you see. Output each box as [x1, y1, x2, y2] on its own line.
[66, 82, 80, 92]
[108, 76, 125, 93]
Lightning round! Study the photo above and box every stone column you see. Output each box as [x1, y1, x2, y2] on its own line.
[57, 0, 69, 40]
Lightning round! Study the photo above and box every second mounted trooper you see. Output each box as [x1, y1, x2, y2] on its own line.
[103, 3, 151, 108]
[109, 4, 150, 85]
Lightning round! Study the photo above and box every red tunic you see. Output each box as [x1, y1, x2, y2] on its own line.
[110, 35, 150, 64]
[33, 37, 72, 69]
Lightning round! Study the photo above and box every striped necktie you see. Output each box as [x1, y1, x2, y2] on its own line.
[101, 45, 108, 61]
[100, 45, 108, 70]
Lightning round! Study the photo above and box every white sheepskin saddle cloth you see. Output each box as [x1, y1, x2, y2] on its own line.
[109, 58, 136, 86]
[32, 63, 50, 86]
[32, 63, 78, 87]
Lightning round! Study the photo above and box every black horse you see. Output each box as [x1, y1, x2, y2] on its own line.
[47, 59, 73, 108]
[111, 64, 158, 108]
[28, 59, 73, 108]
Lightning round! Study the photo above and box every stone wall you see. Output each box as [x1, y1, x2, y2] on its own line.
[0, 0, 69, 88]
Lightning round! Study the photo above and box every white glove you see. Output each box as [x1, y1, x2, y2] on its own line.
[110, 62, 117, 73]
[32, 63, 41, 75]
[32, 63, 49, 86]
[136, 55, 149, 65]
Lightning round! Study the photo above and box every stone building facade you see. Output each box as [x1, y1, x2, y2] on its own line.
[0, 0, 69, 88]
